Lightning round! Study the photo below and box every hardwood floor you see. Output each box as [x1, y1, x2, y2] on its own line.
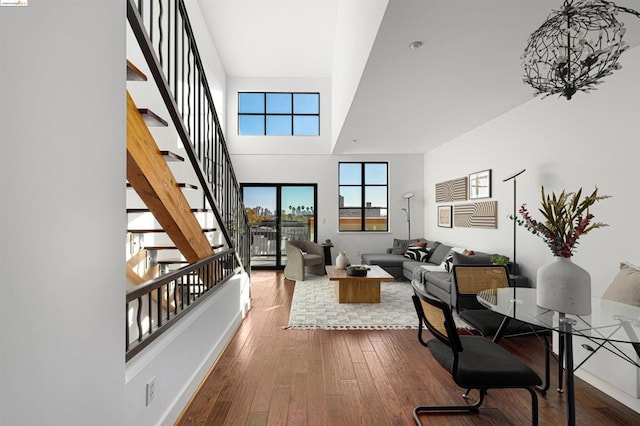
[177, 270, 640, 425]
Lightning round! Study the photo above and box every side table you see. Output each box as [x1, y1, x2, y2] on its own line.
[321, 243, 333, 265]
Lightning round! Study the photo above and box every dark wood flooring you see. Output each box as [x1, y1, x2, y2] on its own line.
[177, 270, 640, 425]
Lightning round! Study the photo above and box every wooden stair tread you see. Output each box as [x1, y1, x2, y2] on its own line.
[138, 108, 168, 127]
[160, 150, 185, 162]
[127, 227, 217, 233]
[157, 259, 188, 265]
[177, 183, 198, 190]
[127, 208, 211, 213]
[126, 60, 147, 81]
[143, 245, 178, 250]
[127, 182, 198, 190]
[145, 244, 224, 250]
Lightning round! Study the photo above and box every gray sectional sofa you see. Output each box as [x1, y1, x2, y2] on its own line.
[361, 238, 528, 308]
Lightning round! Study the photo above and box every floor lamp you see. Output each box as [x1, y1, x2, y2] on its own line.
[402, 192, 415, 239]
[503, 169, 525, 275]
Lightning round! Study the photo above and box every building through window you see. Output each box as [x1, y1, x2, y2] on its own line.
[338, 162, 388, 231]
[238, 92, 319, 136]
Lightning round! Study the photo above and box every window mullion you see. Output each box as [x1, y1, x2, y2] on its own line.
[361, 163, 366, 231]
[263, 93, 267, 136]
[290, 94, 294, 135]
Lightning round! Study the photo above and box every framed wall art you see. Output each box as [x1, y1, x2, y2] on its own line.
[468, 169, 492, 199]
[435, 177, 467, 202]
[438, 205, 453, 228]
[454, 201, 498, 229]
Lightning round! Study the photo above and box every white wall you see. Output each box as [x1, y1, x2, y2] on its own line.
[125, 274, 250, 425]
[424, 46, 640, 409]
[331, 0, 388, 150]
[231, 154, 424, 262]
[0, 3, 252, 425]
[0, 1, 125, 424]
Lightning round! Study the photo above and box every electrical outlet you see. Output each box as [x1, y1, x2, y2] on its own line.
[146, 377, 156, 406]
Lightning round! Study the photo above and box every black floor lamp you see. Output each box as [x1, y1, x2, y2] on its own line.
[402, 192, 415, 239]
[503, 169, 526, 275]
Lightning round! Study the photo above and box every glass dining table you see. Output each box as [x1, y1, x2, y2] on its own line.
[477, 287, 640, 426]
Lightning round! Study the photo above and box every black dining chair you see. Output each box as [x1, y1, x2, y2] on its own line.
[452, 264, 557, 393]
[411, 283, 541, 425]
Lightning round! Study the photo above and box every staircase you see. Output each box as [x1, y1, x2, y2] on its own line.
[125, 0, 250, 361]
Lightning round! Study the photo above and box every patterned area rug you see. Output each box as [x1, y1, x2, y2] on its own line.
[286, 275, 418, 329]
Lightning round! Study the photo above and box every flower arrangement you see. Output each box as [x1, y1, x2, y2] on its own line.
[513, 186, 610, 258]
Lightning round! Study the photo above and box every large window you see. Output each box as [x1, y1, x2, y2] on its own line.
[339, 162, 388, 232]
[238, 92, 320, 136]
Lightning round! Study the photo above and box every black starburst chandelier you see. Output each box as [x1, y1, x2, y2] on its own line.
[522, 0, 640, 100]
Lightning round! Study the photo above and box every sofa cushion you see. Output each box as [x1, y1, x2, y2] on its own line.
[361, 253, 405, 267]
[452, 251, 493, 266]
[429, 243, 452, 265]
[425, 271, 452, 293]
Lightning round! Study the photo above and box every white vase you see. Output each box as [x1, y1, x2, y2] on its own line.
[336, 252, 349, 269]
[536, 256, 591, 315]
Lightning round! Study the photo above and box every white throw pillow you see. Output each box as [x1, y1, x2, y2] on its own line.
[602, 262, 640, 306]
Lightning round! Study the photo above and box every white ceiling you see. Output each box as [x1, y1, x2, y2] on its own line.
[197, 0, 640, 155]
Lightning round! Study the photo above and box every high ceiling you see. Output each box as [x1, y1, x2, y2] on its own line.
[197, 0, 640, 155]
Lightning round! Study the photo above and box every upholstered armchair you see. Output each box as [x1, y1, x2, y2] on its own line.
[284, 240, 325, 281]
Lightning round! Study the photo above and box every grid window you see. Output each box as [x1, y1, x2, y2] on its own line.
[339, 162, 388, 232]
[238, 92, 320, 136]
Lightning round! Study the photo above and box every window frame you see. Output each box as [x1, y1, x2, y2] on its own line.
[338, 161, 389, 232]
[237, 91, 320, 136]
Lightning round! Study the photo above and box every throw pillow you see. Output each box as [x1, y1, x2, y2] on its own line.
[392, 238, 411, 255]
[429, 244, 453, 265]
[602, 262, 640, 307]
[444, 253, 454, 272]
[404, 246, 431, 262]
[444, 247, 467, 272]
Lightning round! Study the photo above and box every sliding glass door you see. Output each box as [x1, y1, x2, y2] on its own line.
[242, 183, 317, 269]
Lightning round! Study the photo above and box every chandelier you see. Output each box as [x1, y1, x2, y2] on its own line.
[522, 0, 640, 100]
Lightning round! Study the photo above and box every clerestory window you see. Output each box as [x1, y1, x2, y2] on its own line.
[238, 92, 320, 136]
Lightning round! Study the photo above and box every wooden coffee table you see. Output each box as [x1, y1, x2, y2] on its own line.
[325, 265, 394, 303]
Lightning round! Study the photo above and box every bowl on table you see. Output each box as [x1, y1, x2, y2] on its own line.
[346, 265, 369, 277]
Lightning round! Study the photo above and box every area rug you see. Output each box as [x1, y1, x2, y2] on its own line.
[286, 275, 418, 329]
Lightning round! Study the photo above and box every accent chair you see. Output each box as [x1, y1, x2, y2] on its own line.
[284, 240, 325, 281]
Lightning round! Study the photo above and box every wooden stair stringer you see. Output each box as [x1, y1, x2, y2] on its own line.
[126, 91, 213, 264]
